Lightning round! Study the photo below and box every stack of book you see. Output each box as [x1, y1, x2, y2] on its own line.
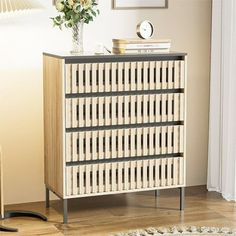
[112, 38, 171, 54]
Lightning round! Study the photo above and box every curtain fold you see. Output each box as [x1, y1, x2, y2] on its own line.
[207, 0, 236, 201]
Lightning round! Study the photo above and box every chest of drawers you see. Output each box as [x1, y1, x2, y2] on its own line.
[43, 52, 187, 223]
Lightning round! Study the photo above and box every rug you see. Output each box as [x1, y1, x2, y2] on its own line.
[114, 226, 236, 235]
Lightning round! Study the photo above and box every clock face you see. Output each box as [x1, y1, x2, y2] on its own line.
[137, 20, 154, 39]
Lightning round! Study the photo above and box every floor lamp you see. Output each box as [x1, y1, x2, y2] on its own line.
[0, 0, 47, 232]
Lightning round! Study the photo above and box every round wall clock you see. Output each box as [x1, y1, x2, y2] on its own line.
[136, 20, 154, 39]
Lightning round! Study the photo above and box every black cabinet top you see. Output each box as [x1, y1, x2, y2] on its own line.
[43, 51, 187, 64]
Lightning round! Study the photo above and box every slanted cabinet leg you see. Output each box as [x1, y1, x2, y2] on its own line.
[46, 187, 50, 208]
[180, 187, 185, 210]
[63, 199, 68, 224]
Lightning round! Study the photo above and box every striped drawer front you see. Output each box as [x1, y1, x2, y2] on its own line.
[65, 60, 185, 94]
[65, 125, 184, 162]
[65, 93, 184, 128]
[65, 157, 184, 197]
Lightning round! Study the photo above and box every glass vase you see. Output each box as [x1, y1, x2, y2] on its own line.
[71, 22, 84, 54]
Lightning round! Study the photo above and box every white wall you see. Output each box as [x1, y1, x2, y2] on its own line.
[0, 0, 212, 204]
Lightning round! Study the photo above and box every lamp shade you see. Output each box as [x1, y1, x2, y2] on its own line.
[0, 0, 42, 13]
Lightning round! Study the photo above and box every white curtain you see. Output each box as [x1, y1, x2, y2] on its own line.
[207, 0, 236, 201]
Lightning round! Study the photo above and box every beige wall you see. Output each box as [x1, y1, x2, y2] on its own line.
[0, 0, 212, 205]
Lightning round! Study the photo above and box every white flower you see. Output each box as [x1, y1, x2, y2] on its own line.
[68, 0, 74, 6]
[80, 0, 92, 9]
[56, 0, 64, 11]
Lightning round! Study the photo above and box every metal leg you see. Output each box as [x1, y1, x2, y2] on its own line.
[180, 187, 185, 211]
[46, 187, 50, 208]
[63, 199, 68, 224]
[0, 225, 18, 232]
[155, 190, 160, 197]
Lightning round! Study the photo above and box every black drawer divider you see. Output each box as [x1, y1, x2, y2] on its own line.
[66, 121, 184, 133]
[66, 153, 184, 166]
[65, 89, 184, 99]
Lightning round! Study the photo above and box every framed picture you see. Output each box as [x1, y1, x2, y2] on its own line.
[113, 0, 168, 9]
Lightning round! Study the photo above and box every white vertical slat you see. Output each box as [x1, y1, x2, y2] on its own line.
[99, 164, 104, 193]
[130, 128, 136, 157]
[136, 128, 142, 156]
[180, 60, 185, 88]
[124, 62, 130, 91]
[78, 64, 84, 93]
[72, 99, 78, 128]
[130, 161, 136, 190]
[162, 61, 167, 90]
[118, 162, 123, 191]
[65, 99, 72, 128]
[72, 132, 78, 161]
[78, 98, 85, 127]
[66, 168, 72, 196]
[143, 160, 148, 188]
[161, 159, 166, 187]
[92, 164, 98, 193]
[162, 94, 167, 122]
[174, 126, 179, 154]
[143, 128, 148, 156]
[143, 95, 148, 123]
[111, 63, 118, 92]
[155, 127, 161, 155]
[118, 96, 123, 125]
[174, 93, 179, 121]
[71, 64, 77, 93]
[111, 163, 117, 191]
[173, 158, 178, 186]
[167, 126, 173, 154]
[85, 98, 92, 127]
[118, 62, 124, 91]
[98, 97, 105, 126]
[174, 61, 180, 89]
[155, 61, 161, 90]
[79, 165, 85, 195]
[168, 94, 174, 121]
[137, 62, 143, 90]
[149, 61, 155, 90]
[118, 129, 123, 158]
[168, 61, 174, 89]
[111, 96, 118, 125]
[130, 95, 136, 124]
[124, 95, 130, 124]
[179, 158, 184, 185]
[149, 95, 155, 123]
[124, 162, 129, 190]
[136, 160, 141, 189]
[161, 126, 167, 154]
[111, 130, 117, 159]
[92, 63, 98, 92]
[180, 93, 184, 121]
[105, 63, 111, 92]
[155, 159, 160, 187]
[98, 131, 104, 160]
[130, 62, 136, 91]
[105, 163, 111, 192]
[98, 63, 105, 92]
[72, 166, 78, 195]
[137, 95, 142, 124]
[105, 130, 111, 159]
[85, 64, 91, 93]
[85, 165, 91, 194]
[85, 132, 91, 161]
[66, 133, 72, 162]
[105, 96, 111, 126]
[92, 131, 98, 160]
[180, 125, 184, 153]
[167, 158, 172, 186]
[79, 132, 85, 161]
[155, 94, 161, 123]
[65, 64, 72, 94]
[143, 61, 149, 90]
[149, 159, 154, 188]
[124, 129, 129, 158]
[149, 127, 154, 156]
[92, 97, 98, 127]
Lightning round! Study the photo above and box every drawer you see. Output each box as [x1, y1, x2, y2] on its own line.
[65, 93, 184, 128]
[65, 60, 185, 94]
[65, 157, 184, 197]
[65, 125, 184, 162]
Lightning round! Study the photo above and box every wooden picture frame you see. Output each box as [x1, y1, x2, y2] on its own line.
[113, 0, 168, 9]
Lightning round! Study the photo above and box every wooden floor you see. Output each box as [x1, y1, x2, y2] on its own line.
[1, 186, 236, 235]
